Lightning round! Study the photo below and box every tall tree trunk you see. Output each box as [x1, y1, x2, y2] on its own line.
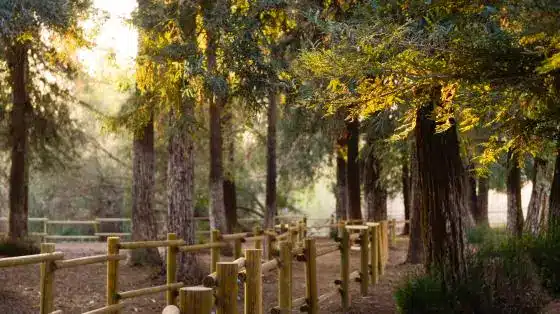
[335, 141, 348, 220]
[476, 176, 489, 227]
[203, 0, 227, 233]
[548, 148, 560, 231]
[7, 43, 30, 240]
[466, 163, 479, 223]
[130, 118, 162, 265]
[506, 149, 523, 236]
[346, 119, 362, 220]
[167, 100, 200, 281]
[407, 139, 423, 264]
[415, 94, 467, 287]
[525, 157, 547, 235]
[364, 145, 387, 221]
[223, 107, 237, 233]
[402, 156, 411, 235]
[264, 90, 277, 229]
[166, 2, 201, 281]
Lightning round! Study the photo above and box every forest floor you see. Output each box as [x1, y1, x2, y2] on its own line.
[6, 237, 557, 314]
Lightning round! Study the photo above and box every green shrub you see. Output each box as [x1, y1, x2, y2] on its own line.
[396, 236, 548, 314]
[0, 238, 40, 257]
[527, 231, 560, 296]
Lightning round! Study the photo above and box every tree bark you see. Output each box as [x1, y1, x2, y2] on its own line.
[364, 144, 387, 221]
[167, 99, 199, 282]
[406, 139, 423, 264]
[203, 0, 227, 233]
[476, 176, 489, 227]
[7, 43, 30, 241]
[223, 108, 237, 233]
[130, 118, 162, 266]
[402, 156, 411, 235]
[466, 163, 479, 223]
[335, 139, 348, 220]
[525, 157, 547, 235]
[548, 148, 560, 231]
[264, 90, 277, 229]
[506, 149, 523, 237]
[415, 93, 467, 286]
[346, 119, 362, 220]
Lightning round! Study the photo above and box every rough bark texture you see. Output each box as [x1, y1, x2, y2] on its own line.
[525, 157, 548, 235]
[466, 163, 479, 223]
[407, 140, 424, 264]
[506, 149, 524, 237]
[167, 101, 200, 282]
[7, 43, 30, 240]
[402, 157, 411, 235]
[548, 149, 560, 230]
[335, 138, 348, 220]
[346, 119, 362, 220]
[203, 0, 227, 233]
[415, 97, 467, 286]
[364, 146, 387, 221]
[130, 119, 162, 266]
[476, 176, 489, 227]
[264, 90, 277, 229]
[223, 109, 237, 233]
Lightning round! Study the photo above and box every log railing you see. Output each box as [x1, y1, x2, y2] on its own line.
[0, 217, 409, 314]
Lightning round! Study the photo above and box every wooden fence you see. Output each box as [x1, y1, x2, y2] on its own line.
[0, 216, 408, 314]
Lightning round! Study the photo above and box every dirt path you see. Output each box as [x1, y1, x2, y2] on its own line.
[0, 238, 413, 313]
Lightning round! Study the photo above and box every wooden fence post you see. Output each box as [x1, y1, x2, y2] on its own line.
[216, 262, 239, 314]
[266, 231, 275, 260]
[253, 225, 262, 252]
[167, 233, 178, 306]
[382, 221, 389, 264]
[107, 237, 120, 314]
[339, 225, 349, 311]
[234, 238, 242, 260]
[245, 249, 263, 314]
[303, 238, 318, 314]
[211, 229, 220, 273]
[390, 218, 397, 247]
[359, 229, 369, 296]
[369, 224, 379, 284]
[377, 225, 384, 276]
[40, 243, 56, 314]
[290, 224, 297, 245]
[298, 221, 304, 244]
[278, 241, 292, 313]
[180, 286, 213, 314]
[303, 216, 307, 239]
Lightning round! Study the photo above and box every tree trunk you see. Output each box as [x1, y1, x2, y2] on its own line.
[525, 157, 547, 235]
[223, 108, 237, 233]
[407, 139, 424, 264]
[167, 99, 200, 282]
[335, 140, 348, 220]
[346, 119, 362, 220]
[415, 94, 467, 287]
[203, 1, 227, 233]
[506, 149, 524, 237]
[364, 145, 387, 221]
[7, 43, 30, 241]
[402, 157, 411, 235]
[466, 163, 479, 223]
[130, 118, 162, 266]
[548, 148, 560, 231]
[476, 176, 489, 227]
[264, 90, 277, 229]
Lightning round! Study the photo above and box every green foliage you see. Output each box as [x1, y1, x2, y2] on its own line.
[0, 238, 40, 257]
[396, 232, 549, 314]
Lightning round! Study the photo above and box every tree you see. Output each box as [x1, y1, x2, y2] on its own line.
[128, 0, 161, 266]
[346, 118, 362, 220]
[506, 149, 524, 236]
[525, 157, 549, 235]
[264, 90, 278, 229]
[406, 139, 423, 264]
[1, 0, 92, 240]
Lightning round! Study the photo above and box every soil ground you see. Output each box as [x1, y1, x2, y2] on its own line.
[4, 236, 555, 314]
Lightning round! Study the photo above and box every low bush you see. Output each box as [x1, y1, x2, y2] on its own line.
[396, 231, 549, 314]
[0, 238, 40, 257]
